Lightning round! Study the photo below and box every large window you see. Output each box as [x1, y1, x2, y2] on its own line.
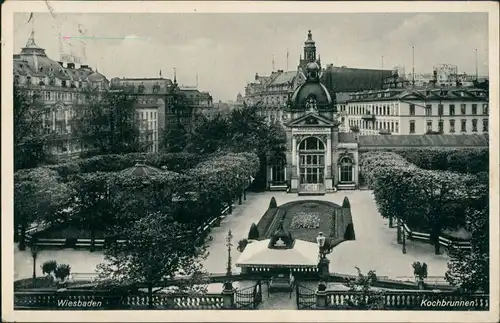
[482, 104, 488, 115]
[461, 119, 467, 132]
[409, 104, 415, 116]
[449, 104, 455, 116]
[298, 137, 325, 151]
[339, 157, 354, 183]
[483, 119, 488, 132]
[298, 137, 325, 184]
[409, 120, 415, 134]
[472, 104, 477, 115]
[427, 121, 432, 132]
[425, 105, 432, 116]
[460, 104, 466, 115]
[472, 119, 478, 132]
[449, 119, 455, 133]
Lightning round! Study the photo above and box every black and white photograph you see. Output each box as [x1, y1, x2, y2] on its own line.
[2, 1, 499, 322]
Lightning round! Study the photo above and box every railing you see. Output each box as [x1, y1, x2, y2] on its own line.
[324, 291, 489, 310]
[25, 201, 236, 250]
[401, 222, 471, 249]
[14, 290, 225, 310]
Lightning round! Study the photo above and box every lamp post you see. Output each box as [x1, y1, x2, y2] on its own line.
[402, 222, 407, 254]
[226, 230, 233, 276]
[31, 243, 39, 287]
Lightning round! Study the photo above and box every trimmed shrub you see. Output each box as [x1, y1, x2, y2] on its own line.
[248, 223, 260, 240]
[269, 197, 277, 209]
[344, 223, 356, 240]
[342, 197, 351, 209]
[41, 260, 58, 276]
[54, 264, 71, 282]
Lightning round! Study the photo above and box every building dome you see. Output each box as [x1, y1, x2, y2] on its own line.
[306, 61, 320, 72]
[88, 70, 107, 83]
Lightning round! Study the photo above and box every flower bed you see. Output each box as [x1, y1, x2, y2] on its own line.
[290, 212, 321, 229]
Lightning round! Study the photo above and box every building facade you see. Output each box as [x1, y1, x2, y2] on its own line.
[345, 87, 489, 135]
[13, 30, 109, 160]
[110, 78, 214, 152]
[245, 31, 392, 125]
[266, 56, 360, 194]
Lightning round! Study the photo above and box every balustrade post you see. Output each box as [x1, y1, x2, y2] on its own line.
[222, 282, 235, 309]
[316, 282, 328, 308]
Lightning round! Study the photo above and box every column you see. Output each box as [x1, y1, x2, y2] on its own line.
[326, 138, 332, 176]
[291, 137, 297, 169]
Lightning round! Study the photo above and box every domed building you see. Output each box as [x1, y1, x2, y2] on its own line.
[13, 29, 109, 160]
[266, 37, 360, 195]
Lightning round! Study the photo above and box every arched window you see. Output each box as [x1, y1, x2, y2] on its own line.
[298, 137, 325, 151]
[339, 156, 354, 183]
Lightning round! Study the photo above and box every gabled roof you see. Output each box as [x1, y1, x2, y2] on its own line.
[285, 112, 339, 128]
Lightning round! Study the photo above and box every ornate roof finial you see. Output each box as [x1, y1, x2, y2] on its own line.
[173, 67, 177, 85]
[308, 30, 312, 40]
[26, 30, 37, 48]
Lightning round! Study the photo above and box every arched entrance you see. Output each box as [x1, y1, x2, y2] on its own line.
[298, 137, 325, 185]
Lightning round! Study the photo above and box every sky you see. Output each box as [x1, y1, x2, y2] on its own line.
[14, 12, 489, 101]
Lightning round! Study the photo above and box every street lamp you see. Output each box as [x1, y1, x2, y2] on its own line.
[30, 243, 39, 287]
[226, 230, 233, 276]
[402, 223, 407, 254]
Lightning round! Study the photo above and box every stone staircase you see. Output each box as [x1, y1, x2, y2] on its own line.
[298, 184, 326, 196]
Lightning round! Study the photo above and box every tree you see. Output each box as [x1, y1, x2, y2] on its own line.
[96, 211, 208, 309]
[14, 168, 72, 249]
[342, 196, 351, 208]
[403, 170, 475, 254]
[71, 172, 114, 251]
[446, 206, 489, 293]
[72, 86, 143, 155]
[269, 197, 277, 209]
[343, 267, 385, 309]
[161, 121, 189, 152]
[14, 85, 52, 170]
[187, 114, 230, 154]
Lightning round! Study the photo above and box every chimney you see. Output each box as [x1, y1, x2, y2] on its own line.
[255, 73, 259, 81]
[67, 63, 75, 69]
[80, 64, 89, 69]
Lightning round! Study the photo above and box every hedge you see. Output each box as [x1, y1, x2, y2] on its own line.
[46, 152, 207, 180]
[395, 148, 488, 174]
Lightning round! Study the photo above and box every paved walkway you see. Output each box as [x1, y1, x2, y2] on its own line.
[14, 190, 450, 281]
